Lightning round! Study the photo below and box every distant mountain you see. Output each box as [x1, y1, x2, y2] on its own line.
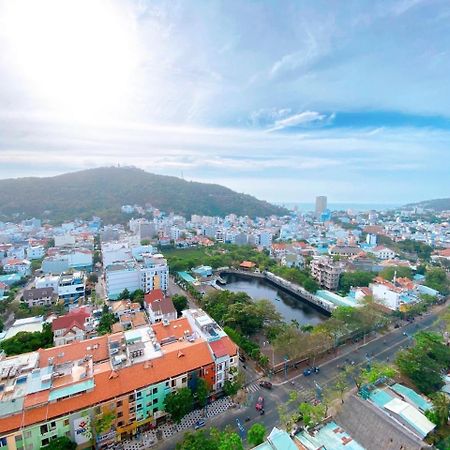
[0, 167, 288, 222]
[406, 198, 450, 212]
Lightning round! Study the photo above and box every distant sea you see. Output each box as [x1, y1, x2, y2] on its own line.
[277, 202, 401, 212]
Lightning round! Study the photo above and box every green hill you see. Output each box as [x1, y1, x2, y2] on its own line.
[0, 167, 288, 222]
[406, 198, 450, 212]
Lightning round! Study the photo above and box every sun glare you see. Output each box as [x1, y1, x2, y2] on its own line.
[2, 0, 140, 120]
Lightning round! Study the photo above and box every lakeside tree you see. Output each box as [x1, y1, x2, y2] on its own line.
[338, 271, 374, 293]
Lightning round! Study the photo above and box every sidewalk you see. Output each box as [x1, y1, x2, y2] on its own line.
[118, 397, 234, 449]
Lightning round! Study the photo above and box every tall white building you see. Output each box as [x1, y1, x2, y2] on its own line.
[315, 196, 327, 217]
[105, 254, 169, 300]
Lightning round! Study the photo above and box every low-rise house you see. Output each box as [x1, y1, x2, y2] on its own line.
[22, 287, 57, 307]
[329, 244, 361, 257]
[281, 253, 304, 268]
[51, 307, 94, 346]
[111, 300, 141, 319]
[26, 245, 45, 260]
[144, 289, 177, 324]
[3, 258, 31, 276]
[370, 245, 396, 260]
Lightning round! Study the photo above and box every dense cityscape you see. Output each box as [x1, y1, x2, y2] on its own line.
[0, 196, 448, 450]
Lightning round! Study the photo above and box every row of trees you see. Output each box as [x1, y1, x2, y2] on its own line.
[270, 266, 319, 293]
[176, 423, 266, 449]
[166, 244, 274, 273]
[271, 300, 388, 362]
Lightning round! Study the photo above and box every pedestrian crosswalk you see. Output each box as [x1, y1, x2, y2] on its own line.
[246, 383, 261, 393]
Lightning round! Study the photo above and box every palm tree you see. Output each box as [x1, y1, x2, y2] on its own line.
[430, 392, 450, 427]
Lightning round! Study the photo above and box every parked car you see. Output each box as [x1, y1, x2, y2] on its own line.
[303, 368, 312, 376]
[239, 355, 246, 362]
[312, 366, 320, 373]
[194, 419, 206, 430]
[259, 380, 273, 389]
[255, 396, 265, 410]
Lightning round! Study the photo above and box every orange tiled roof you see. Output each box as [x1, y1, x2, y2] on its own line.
[0, 340, 214, 434]
[38, 335, 109, 367]
[152, 317, 192, 341]
[209, 336, 238, 358]
[240, 261, 256, 268]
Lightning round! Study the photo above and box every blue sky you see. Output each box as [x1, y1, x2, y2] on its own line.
[0, 0, 449, 203]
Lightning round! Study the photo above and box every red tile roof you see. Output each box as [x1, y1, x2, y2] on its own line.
[51, 308, 91, 332]
[144, 289, 164, 305]
[209, 336, 238, 358]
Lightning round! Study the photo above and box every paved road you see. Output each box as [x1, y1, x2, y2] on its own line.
[155, 309, 444, 449]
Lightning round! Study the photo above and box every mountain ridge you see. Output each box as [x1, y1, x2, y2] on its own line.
[0, 167, 288, 221]
[405, 197, 450, 212]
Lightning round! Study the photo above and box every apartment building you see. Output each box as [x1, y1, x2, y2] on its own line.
[0, 313, 237, 450]
[105, 255, 169, 300]
[310, 256, 343, 290]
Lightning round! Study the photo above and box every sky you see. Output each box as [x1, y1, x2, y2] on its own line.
[0, 0, 449, 204]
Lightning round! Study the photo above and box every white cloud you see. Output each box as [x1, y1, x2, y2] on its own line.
[267, 111, 330, 131]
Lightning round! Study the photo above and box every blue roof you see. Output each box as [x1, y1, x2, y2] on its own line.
[177, 271, 196, 283]
[295, 421, 365, 450]
[390, 383, 431, 412]
[369, 388, 394, 408]
[49, 379, 95, 401]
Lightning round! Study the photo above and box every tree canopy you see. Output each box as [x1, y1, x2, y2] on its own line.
[164, 387, 194, 423]
[396, 332, 450, 394]
[0, 323, 53, 356]
[176, 428, 243, 450]
[45, 436, 76, 450]
[247, 423, 266, 446]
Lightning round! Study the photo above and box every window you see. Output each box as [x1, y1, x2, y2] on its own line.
[153, 407, 159, 414]
[165, 381, 169, 388]
[136, 403, 142, 410]
[152, 387, 158, 395]
[117, 400, 123, 407]
[40, 425, 48, 434]
[171, 379, 176, 387]
[50, 421, 56, 429]
[153, 398, 158, 405]
[181, 377, 187, 384]
[41, 438, 49, 447]
[129, 407, 135, 414]
[129, 394, 134, 401]
[117, 421, 124, 427]
[63, 419, 69, 427]
[117, 412, 123, 418]
[24, 431, 31, 439]
[136, 391, 142, 399]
